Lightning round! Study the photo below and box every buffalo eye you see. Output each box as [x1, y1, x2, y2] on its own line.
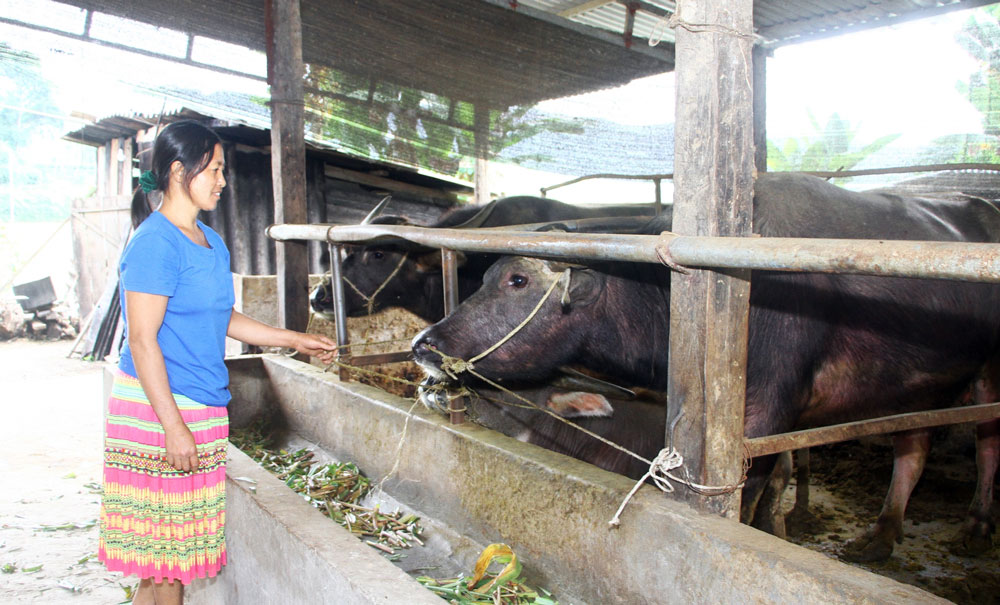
[371, 251, 384, 260]
[508, 274, 529, 288]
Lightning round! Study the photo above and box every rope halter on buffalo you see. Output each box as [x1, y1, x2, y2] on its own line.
[423, 270, 748, 527]
[341, 251, 411, 316]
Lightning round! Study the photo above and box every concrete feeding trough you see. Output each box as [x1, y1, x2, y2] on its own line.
[144, 355, 944, 604]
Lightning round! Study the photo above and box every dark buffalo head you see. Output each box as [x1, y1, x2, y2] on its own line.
[411, 256, 610, 386]
[309, 215, 452, 321]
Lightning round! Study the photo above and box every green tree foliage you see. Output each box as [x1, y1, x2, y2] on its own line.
[948, 5, 1000, 162]
[303, 65, 582, 181]
[0, 44, 62, 150]
[0, 43, 92, 221]
[766, 111, 900, 179]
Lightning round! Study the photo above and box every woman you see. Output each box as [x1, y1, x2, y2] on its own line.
[98, 120, 337, 605]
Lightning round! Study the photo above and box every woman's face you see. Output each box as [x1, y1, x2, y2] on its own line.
[187, 143, 226, 212]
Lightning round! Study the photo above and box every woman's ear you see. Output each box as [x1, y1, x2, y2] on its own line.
[170, 160, 185, 182]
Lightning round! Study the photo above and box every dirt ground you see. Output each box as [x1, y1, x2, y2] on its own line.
[783, 436, 1000, 604]
[1, 339, 132, 603]
[2, 338, 998, 604]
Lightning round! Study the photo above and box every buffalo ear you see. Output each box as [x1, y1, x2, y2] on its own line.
[554, 267, 602, 310]
[414, 250, 467, 273]
[546, 391, 614, 418]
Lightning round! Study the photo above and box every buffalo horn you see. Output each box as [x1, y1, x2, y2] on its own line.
[451, 198, 500, 229]
[360, 195, 393, 225]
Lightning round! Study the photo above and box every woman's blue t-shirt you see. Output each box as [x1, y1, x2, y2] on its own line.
[118, 212, 235, 406]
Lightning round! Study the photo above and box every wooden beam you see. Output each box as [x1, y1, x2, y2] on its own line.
[322, 165, 461, 206]
[752, 45, 767, 174]
[268, 0, 310, 332]
[666, 0, 754, 517]
[745, 402, 1000, 458]
[559, 0, 615, 18]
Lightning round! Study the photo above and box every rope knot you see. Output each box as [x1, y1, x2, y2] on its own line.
[646, 448, 684, 492]
[441, 357, 475, 378]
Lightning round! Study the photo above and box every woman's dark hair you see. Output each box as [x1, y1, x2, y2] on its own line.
[130, 120, 222, 228]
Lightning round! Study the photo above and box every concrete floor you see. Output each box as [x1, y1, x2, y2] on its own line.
[0, 339, 130, 603]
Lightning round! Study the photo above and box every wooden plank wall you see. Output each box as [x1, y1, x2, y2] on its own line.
[203, 145, 455, 276]
[71, 131, 458, 319]
[71, 136, 133, 319]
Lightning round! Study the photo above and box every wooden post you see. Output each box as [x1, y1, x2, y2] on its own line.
[223, 145, 251, 275]
[666, 0, 754, 517]
[267, 0, 309, 331]
[306, 158, 328, 274]
[753, 45, 768, 174]
[474, 104, 490, 205]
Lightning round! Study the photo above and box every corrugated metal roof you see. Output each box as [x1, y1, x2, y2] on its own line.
[45, 0, 994, 112]
[521, 0, 996, 48]
[24, 0, 996, 114]
[754, 0, 997, 46]
[51, 0, 675, 108]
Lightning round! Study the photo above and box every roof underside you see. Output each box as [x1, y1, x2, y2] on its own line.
[63, 108, 474, 193]
[49, 0, 998, 108]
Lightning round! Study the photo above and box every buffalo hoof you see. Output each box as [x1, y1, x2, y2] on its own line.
[751, 509, 787, 540]
[949, 522, 995, 557]
[784, 505, 823, 538]
[840, 533, 895, 563]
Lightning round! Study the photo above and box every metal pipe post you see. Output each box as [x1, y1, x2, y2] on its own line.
[327, 242, 351, 380]
[440, 247, 464, 424]
[441, 248, 461, 316]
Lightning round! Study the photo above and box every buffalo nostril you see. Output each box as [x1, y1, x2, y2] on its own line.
[413, 336, 432, 353]
[411, 333, 440, 360]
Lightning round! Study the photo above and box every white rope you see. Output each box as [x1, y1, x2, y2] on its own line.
[423, 269, 748, 527]
[609, 448, 684, 527]
[609, 445, 748, 527]
[438, 272, 566, 380]
[648, 8, 763, 48]
[429, 357, 747, 526]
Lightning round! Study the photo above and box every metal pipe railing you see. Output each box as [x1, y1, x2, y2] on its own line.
[268, 224, 1000, 283]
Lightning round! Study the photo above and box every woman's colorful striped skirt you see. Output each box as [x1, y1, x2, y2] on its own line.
[99, 370, 229, 585]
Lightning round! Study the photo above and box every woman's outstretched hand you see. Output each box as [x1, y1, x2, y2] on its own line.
[293, 333, 338, 364]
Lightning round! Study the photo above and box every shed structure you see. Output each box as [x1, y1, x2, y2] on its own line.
[12, 0, 993, 330]
[63, 103, 471, 320]
[9, 1, 1000, 601]
[32, 0, 998, 513]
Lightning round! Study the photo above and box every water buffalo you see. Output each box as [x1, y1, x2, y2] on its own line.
[418, 379, 666, 480]
[412, 172, 1000, 561]
[310, 195, 656, 322]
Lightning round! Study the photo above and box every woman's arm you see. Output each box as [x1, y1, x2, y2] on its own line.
[227, 310, 337, 364]
[125, 291, 200, 472]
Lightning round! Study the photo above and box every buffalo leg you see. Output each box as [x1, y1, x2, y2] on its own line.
[841, 428, 931, 562]
[740, 453, 779, 528]
[954, 418, 999, 555]
[786, 448, 821, 537]
[749, 451, 792, 538]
